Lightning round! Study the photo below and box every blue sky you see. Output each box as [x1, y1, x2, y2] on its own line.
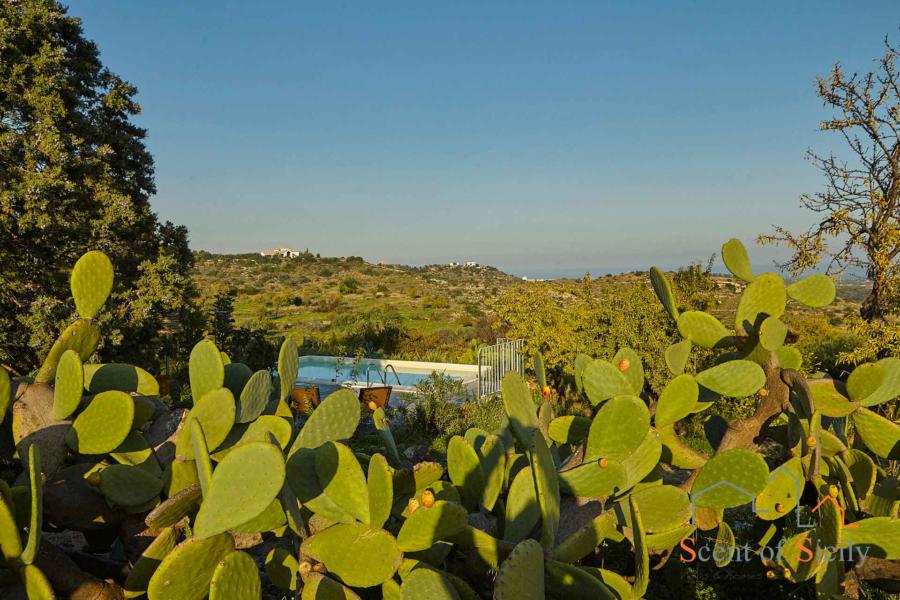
[68, 1, 897, 277]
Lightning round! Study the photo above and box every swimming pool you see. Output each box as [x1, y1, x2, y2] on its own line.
[296, 355, 479, 392]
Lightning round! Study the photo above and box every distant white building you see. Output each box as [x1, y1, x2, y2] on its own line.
[260, 247, 301, 258]
[465, 261, 478, 267]
[447, 261, 459, 267]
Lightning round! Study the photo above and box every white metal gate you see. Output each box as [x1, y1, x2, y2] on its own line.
[476, 338, 525, 399]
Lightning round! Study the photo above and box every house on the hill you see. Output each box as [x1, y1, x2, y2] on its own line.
[260, 247, 301, 258]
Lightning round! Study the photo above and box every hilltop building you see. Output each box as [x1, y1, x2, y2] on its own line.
[260, 247, 301, 258]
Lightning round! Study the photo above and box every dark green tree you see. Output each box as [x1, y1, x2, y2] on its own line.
[0, 0, 200, 374]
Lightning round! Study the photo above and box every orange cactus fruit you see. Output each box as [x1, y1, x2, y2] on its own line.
[598, 457, 609, 468]
[617, 359, 630, 371]
[421, 489, 436, 508]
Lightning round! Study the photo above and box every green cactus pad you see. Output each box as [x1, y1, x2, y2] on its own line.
[758, 317, 788, 351]
[265, 547, 297, 591]
[551, 511, 618, 563]
[775, 345, 803, 370]
[574, 353, 591, 394]
[578, 568, 633, 600]
[649, 267, 679, 321]
[291, 389, 360, 452]
[786, 274, 835, 307]
[175, 387, 235, 460]
[617, 485, 690, 533]
[447, 435, 484, 510]
[691, 449, 769, 508]
[0, 495, 22, 562]
[477, 434, 505, 511]
[20, 444, 42, 564]
[721, 238, 754, 282]
[846, 361, 885, 401]
[69, 250, 113, 319]
[411, 462, 445, 491]
[655, 374, 699, 428]
[53, 349, 83, 419]
[677, 311, 730, 349]
[839, 516, 900, 559]
[586, 395, 650, 462]
[534, 351, 547, 389]
[124, 526, 178, 598]
[613, 347, 644, 395]
[147, 532, 234, 600]
[21, 564, 55, 600]
[278, 337, 299, 400]
[658, 424, 708, 469]
[368, 453, 393, 529]
[856, 358, 900, 407]
[734, 273, 786, 333]
[621, 430, 662, 488]
[236, 414, 292, 450]
[582, 360, 635, 406]
[843, 449, 876, 500]
[398, 500, 468, 552]
[852, 407, 899, 459]
[495, 539, 544, 600]
[99, 464, 163, 507]
[235, 370, 272, 423]
[713, 521, 736, 567]
[301, 521, 402, 587]
[222, 362, 253, 398]
[191, 420, 213, 496]
[548, 415, 590, 445]
[501, 372, 540, 447]
[287, 448, 354, 523]
[189, 339, 224, 405]
[166, 458, 199, 497]
[233, 496, 287, 534]
[194, 441, 285, 538]
[401, 568, 460, 600]
[316, 441, 370, 524]
[35, 319, 101, 383]
[560, 458, 629, 499]
[400, 481, 461, 518]
[304, 573, 363, 600]
[665, 339, 692, 375]
[209, 550, 260, 600]
[530, 431, 560, 548]
[695, 360, 765, 397]
[83, 363, 159, 395]
[146, 484, 201, 529]
[806, 379, 857, 417]
[628, 495, 649, 597]
[110, 431, 157, 471]
[545, 560, 617, 600]
[755, 457, 802, 521]
[68, 390, 134, 454]
[779, 530, 826, 583]
[503, 466, 540, 543]
[373, 407, 402, 465]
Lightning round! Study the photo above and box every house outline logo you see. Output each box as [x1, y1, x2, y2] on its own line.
[689, 462, 808, 528]
[810, 494, 859, 529]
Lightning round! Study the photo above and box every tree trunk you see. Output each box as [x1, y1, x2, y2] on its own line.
[860, 282, 883, 322]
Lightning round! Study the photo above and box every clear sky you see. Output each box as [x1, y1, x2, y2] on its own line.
[68, 1, 897, 277]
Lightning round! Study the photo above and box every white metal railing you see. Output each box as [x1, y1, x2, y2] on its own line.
[476, 338, 525, 399]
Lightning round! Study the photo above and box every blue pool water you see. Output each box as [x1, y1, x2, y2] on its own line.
[296, 358, 466, 388]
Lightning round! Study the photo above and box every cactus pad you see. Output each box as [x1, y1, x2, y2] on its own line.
[0, 495, 21, 562]
[840, 516, 900, 559]
[695, 360, 765, 397]
[447, 435, 484, 510]
[236, 370, 272, 423]
[189, 339, 224, 405]
[501, 372, 540, 447]
[304, 573, 363, 600]
[398, 500, 468, 551]
[70, 250, 114, 319]
[278, 338, 299, 401]
[265, 548, 297, 591]
[758, 317, 788, 351]
[628, 494, 649, 597]
[368, 453, 393, 529]
[301, 521, 402, 587]
[559, 460, 627, 500]
[545, 560, 617, 600]
[548, 415, 590, 445]
[665, 339, 692, 375]
[617, 485, 690, 533]
[806, 379, 857, 417]
[291, 389, 360, 452]
[495, 539, 544, 600]
[176, 387, 235, 460]
[721, 238, 754, 282]
[582, 360, 635, 406]
[786, 274, 836, 307]
[655, 374, 699, 428]
[194, 441, 286, 538]
[677, 311, 730, 349]
[124, 526, 178, 597]
[846, 361, 885, 402]
[843, 449, 876, 500]
[586, 395, 650, 462]
[99, 464, 163, 507]
[530, 431, 560, 548]
[401, 568, 461, 600]
[35, 319, 101, 383]
[286, 448, 354, 523]
[476, 434, 505, 511]
[53, 349, 83, 419]
[147, 533, 234, 600]
[691, 449, 769, 508]
[649, 267, 679, 320]
[851, 407, 899, 459]
[503, 466, 540, 543]
[316, 441, 370, 524]
[613, 347, 644, 395]
[620, 430, 662, 488]
[222, 362, 252, 399]
[734, 273, 786, 333]
[68, 390, 134, 454]
[713, 521, 735, 567]
[146, 484, 202, 528]
[856, 358, 900, 407]
[209, 550, 261, 600]
[755, 457, 802, 521]
[83, 363, 159, 395]
[21, 564, 55, 600]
